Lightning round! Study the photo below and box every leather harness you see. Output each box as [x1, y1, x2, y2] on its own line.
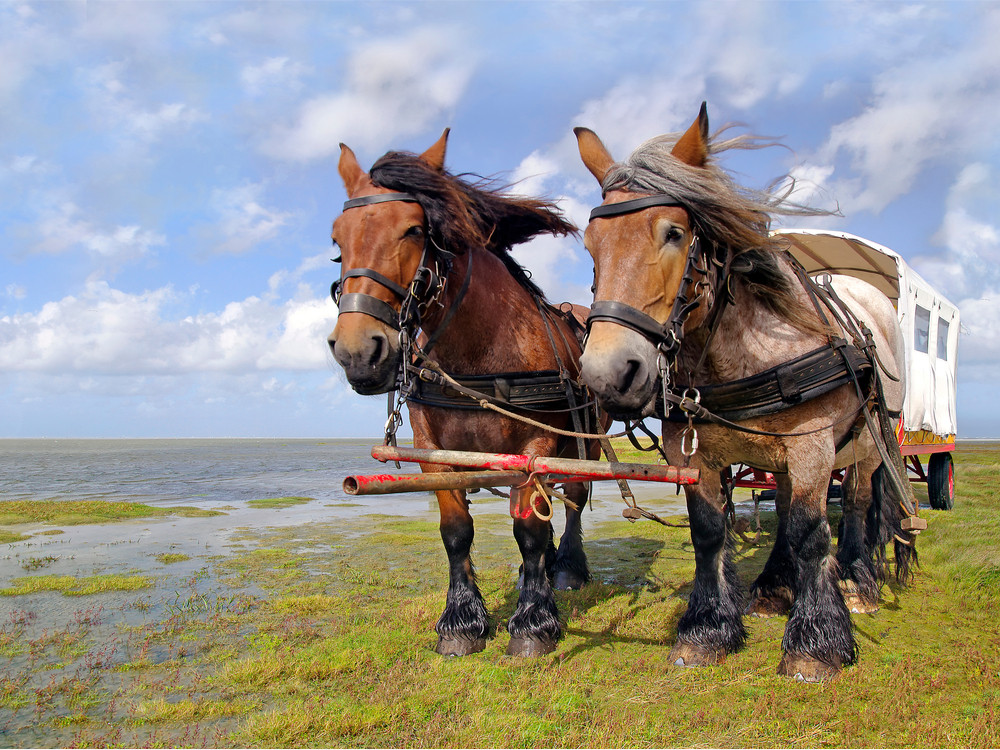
[585, 193, 881, 437]
[332, 190, 595, 440]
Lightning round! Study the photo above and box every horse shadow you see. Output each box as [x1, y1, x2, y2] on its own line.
[495, 505, 786, 661]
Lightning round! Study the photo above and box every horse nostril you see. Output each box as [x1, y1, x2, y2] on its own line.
[618, 359, 642, 394]
[368, 332, 386, 368]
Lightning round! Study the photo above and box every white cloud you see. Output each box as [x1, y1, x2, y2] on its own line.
[0, 2, 66, 104]
[509, 233, 590, 307]
[911, 163, 1000, 303]
[30, 199, 165, 264]
[209, 182, 293, 255]
[241, 56, 310, 97]
[80, 61, 205, 146]
[804, 8, 1000, 214]
[0, 280, 335, 376]
[260, 25, 476, 161]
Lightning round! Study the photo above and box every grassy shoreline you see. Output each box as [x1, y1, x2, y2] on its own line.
[1, 444, 998, 747]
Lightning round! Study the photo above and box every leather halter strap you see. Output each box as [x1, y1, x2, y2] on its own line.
[589, 194, 687, 221]
[343, 192, 419, 210]
[585, 192, 708, 358]
[587, 300, 674, 344]
[333, 191, 431, 331]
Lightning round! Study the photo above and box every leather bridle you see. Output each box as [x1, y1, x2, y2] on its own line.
[330, 191, 456, 336]
[586, 193, 730, 396]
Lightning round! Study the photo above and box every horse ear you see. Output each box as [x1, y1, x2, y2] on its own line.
[338, 143, 368, 197]
[574, 127, 616, 185]
[419, 128, 450, 172]
[671, 102, 710, 168]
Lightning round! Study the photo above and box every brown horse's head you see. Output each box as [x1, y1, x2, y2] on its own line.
[328, 130, 450, 395]
[574, 106, 714, 417]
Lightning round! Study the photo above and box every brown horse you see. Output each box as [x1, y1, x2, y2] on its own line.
[329, 130, 599, 657]
[574, 104, 917, 681]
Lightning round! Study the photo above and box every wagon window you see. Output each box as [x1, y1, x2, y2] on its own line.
[937, 317, 949, 360]
[914, 305, 930, 354]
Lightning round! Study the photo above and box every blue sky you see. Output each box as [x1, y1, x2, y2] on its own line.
[2, 0, 998, 438]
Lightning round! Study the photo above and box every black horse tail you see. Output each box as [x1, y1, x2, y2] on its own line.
[869, 462, 918, 585]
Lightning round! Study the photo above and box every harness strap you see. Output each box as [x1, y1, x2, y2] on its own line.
[420, 248, 473, 356]
[340, 267, 407, 298]
[587, 300, 672, 342]
[589, 194, 686, 220]
[343, 192, 419, 210]
[406, 365, 592, 413]
[662, 340, 872, 423]
[336, 293, 401, 330]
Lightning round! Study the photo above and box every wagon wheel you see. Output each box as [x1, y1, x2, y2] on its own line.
[927, 452, 955, 511]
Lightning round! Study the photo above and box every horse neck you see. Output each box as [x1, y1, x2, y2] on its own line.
[420, 246, 557, 374]
[680, 253, 825, 383]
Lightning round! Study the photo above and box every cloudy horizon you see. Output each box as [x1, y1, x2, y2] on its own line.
[2, 1, 998, 438]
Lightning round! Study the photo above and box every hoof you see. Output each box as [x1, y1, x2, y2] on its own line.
[838, 580, 879, 614]
[777, 652, 841, 682]
[668, 641, 726, 668]
[746, 592, 793, 618]
[506, 636, 557, 658]
[435, 635, 486, 657]
[553, 569, 587, 591]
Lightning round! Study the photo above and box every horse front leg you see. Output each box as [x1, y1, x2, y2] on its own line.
[507, 485, 562, 657]
[434, 487, 490, 656]
[670, 468, 747, 667]
[779, 464, 857, 681]
[552, 481, 591, 590]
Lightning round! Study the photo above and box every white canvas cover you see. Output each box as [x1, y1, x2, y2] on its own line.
[775, 229, 959, 438]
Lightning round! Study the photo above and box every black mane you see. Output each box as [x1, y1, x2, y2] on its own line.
[369, 151, 577, 300]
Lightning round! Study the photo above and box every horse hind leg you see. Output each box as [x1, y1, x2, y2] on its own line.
[435, 488, 490, 656]
[670, 473, 747, 667]
[507, 487, 562, 657]
[551, 482, 591, 591]
[836, 455, 883, 614]
[747, 483, 795, 617]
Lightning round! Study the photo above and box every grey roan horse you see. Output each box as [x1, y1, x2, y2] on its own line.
[574, 104, 918, 681]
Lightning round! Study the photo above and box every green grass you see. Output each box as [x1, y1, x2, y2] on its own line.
[154, 553, 191, 565]
[247, 497, 314, 509]
[2, 443, 998, 748]
[0, 500, 224, 527]
[0, 573, 154, 596]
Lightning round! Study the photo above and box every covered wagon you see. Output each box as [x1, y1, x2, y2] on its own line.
[731, 229, 960, 509]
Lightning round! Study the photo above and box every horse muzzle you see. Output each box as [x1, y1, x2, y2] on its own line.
[328, 323, 400, 395]
[580, 327, 659, 419]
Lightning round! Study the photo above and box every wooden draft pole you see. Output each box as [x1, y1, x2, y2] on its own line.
[343, 447, 700, 496]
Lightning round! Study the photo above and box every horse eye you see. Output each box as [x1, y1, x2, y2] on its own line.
[404, 225, 425, 240]
[331, 239, 341, 263]
[664, 227, 685, 244]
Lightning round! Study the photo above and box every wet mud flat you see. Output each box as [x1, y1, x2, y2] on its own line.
[2, 451, 996, 748]
[0, 486, 692, 747]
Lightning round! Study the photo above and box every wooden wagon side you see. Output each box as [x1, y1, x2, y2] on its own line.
[730, 229, 960, 510]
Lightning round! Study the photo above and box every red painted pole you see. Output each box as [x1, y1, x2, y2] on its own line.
[370, 445, 700, 485]
[343, 470, 526, 496]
